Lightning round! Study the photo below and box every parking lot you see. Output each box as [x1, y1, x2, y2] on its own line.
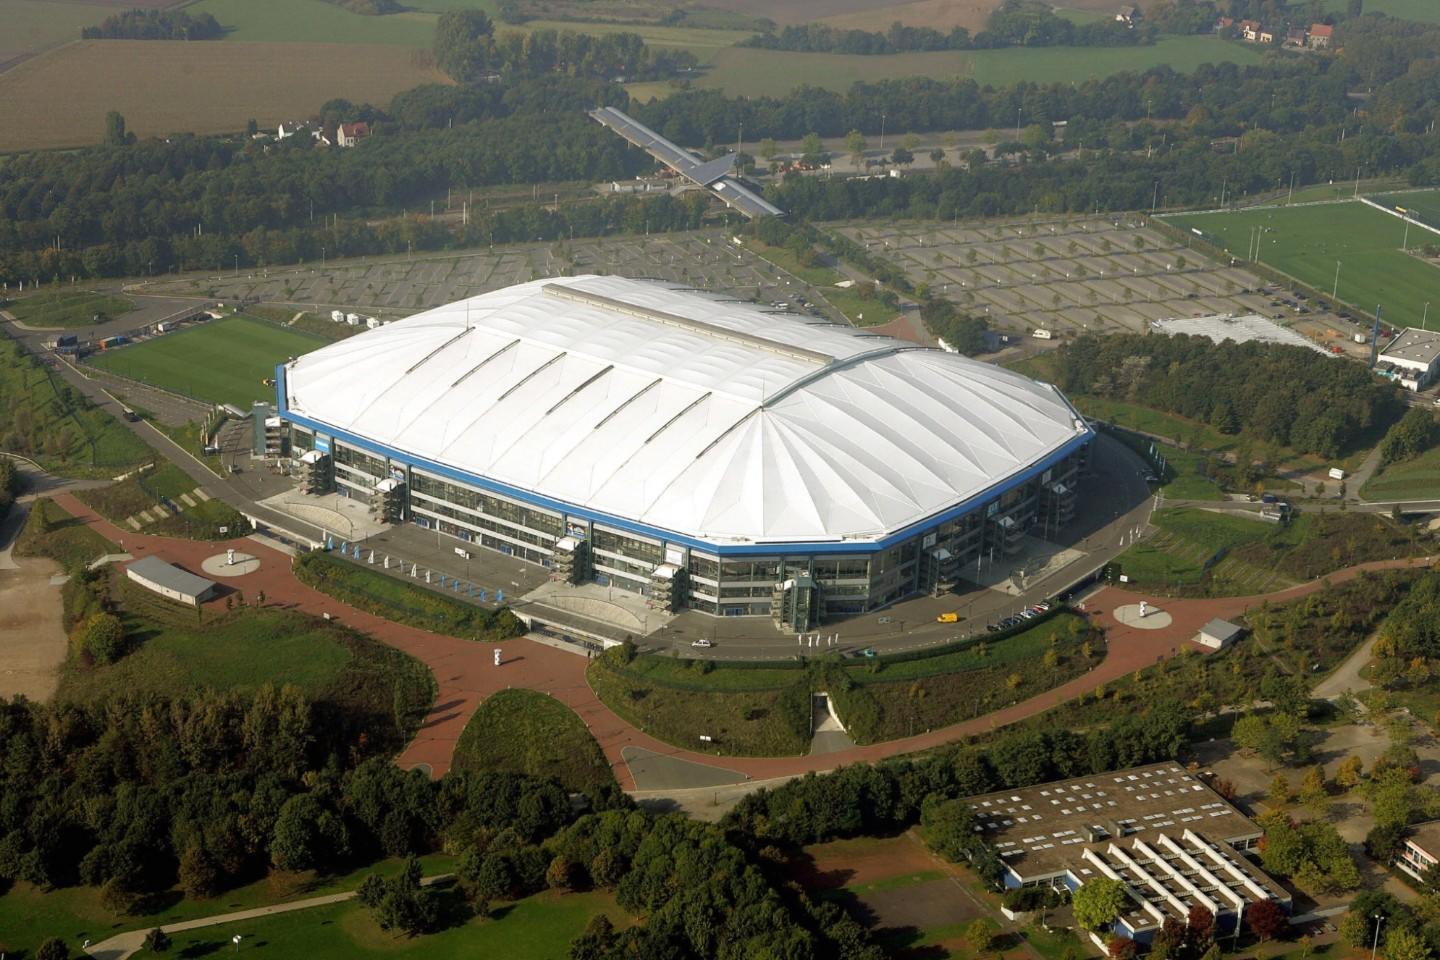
[832, 215, 1366, 351]
[138, 230, 826, 321]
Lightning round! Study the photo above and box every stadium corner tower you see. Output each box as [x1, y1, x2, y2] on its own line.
[278, 276, 1092, 631]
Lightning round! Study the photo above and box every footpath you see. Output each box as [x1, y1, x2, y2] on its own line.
[50, 493, 1434, 791]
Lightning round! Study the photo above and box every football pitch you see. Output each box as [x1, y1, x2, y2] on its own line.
[89, 316, 324, 408]
[1170, 198, 1440, 330]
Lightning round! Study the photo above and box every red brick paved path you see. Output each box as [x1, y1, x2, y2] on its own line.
[53, 492, 1432, 790]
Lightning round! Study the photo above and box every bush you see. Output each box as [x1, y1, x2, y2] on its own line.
[76, 612, 127, 664]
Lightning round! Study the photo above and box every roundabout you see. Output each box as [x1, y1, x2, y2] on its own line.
[201, 549, 261, 577]
[1111, 602, 1172, 630]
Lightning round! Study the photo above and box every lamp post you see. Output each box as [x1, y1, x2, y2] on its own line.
[1333, 260, 1342, 299]
[1371, 914, 1386, 960]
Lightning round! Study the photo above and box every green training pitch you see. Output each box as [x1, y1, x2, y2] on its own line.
[1171, 200, 1440, 331]
[89, 316, 324, 407]
[1375, 189, 1440, 231]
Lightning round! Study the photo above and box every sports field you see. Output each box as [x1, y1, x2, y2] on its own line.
[1377, 190, 1440, 231]
[1171, 200, 1440, 331]
[0, 40, 448, 152]
[89, 316, 324, 407]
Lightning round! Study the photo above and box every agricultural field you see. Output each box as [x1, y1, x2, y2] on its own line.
[834, 215, 1287, 340]
[642, 36, 1261, 100]
[1321, 0, 1440, 22]
[141, 230, 840, 326]
[0, 40, 448, 153]
[0, 0, 118, 73]
[4, 289, 134, 329]
[88, 315, 325, 407]
[1169, 200, 1440, 333]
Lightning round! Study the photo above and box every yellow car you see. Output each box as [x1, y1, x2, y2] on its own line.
[936, 612, 960, 623]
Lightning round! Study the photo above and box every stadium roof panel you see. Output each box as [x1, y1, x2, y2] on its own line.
[283, 276, 1087, 545]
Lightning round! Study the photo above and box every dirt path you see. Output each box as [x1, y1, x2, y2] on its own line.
[47, 491, 1435, 791]
[0, 555, 67, 701]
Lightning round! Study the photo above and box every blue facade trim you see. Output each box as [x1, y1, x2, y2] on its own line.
[276, 363, 1093, 557]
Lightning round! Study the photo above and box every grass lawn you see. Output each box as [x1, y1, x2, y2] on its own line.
[1374, 188, 1440, 232]
[163, 888, 629, 960]
[0, 336, 152, 477]
[743, 238, 899, 327]
[1171, 201, 1440, 331]
[57, 589, 436, 753]
[5, 289, 134, 329]
[668, 37, 1261, 99]
[1361, 446, 1440, 501]
[88, 316, 324, 407]
[246, 304, 365, 342]
[14, 497, 118, 572]
[74, 462, 197, 523]
[451, 689, 614, 796]
[0, 854, 456, 956]
[1321, 0, 1440, 21]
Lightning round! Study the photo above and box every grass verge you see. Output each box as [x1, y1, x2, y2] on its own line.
[452, 689, 615, 797]
[1361, 447, 1440, 502]
[14, 496, 118, 572]
[293, 550, 526, 641]
[5, 289, 135, 329]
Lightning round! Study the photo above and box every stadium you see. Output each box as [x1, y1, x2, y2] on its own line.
[277, 276, 1092, 629]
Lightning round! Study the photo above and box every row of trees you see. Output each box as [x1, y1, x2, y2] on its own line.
[1051, 333, 1403, 457]
[723, 702, 1190, 847]
[81, 9, 223, 41]
[739, 1, 1147, 56]
[433, 10, 694, 84]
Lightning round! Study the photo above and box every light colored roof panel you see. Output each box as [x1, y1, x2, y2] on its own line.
[285, 276, 1088, 544]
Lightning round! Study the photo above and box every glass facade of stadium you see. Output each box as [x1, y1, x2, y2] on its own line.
[290, 423, 1086, 627]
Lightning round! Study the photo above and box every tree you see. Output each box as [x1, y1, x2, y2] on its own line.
[178, 843, 221, 899]
[270, 794, 349, 872]
[1247, 898, 1288, 941]
[845, 129, 867, 166]
[930, 147, 946, 165]
[1299, 765, 1329, 814]
[800, 132, 827, 165]
[142, 927, 172, 952]
[757, 137, 778, 161]
[433, 9, 495, 82]
[37, 938, 70, 960]
[1073, 877, 1127, 930]
[966, 917, 1000, 951]
[1108, 936, 1139, 960]
[1386, 928, 1430, 960]
[1267, 774, 1291, 809]
[1336, 755, 1364, 789]
[367, 857, 437, 937]
[103, 111, 129, 147]
[891, 146, 914, 166]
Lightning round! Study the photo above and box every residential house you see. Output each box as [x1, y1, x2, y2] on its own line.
[1215, 16, 1235, 32]
[277, 121, 310, 140]
[1285, 26, 1307, 47]
[1239, 20, 1262, 41]
[1116, 5, 1139, 25]
[1258, 27, 1276, 43]
[1395, 821, 1440, 883]
[1309, 23, 1334, 48]
[337, 121, 370, 148]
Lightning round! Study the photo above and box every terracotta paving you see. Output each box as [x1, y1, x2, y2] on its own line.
[53, 492, 1433, 791]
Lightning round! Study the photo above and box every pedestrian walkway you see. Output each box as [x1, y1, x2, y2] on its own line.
[46, 492, 1434, 793]
[84, 874, 453, 959]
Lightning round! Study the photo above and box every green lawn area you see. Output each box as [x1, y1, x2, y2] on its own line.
[14, 497, 119, 572]
[0, 854, 457, 956]
[1361, 446, 1440, 501]
[743, 238, 899, 327]
[88, 315, 325, 407]
[5, 289, 134, 329]
[663, 37, 1261, 100]
[451, 689, 615, 796]
[1114, 506, 1424, 596]
[1171, 200, 1440, 331]
[1255, 178, 1408, 206]
[57, 590, 436, 753]
[162, 888, 629, 960]
[0, 336, 152, 477]
[74, 462, 197, 523]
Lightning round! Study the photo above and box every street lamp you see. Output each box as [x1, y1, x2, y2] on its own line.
[1333, 260, 1342, 299]
[1371, 915, 1386, 960]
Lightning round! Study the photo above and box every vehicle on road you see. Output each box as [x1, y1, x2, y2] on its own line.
[936, 612, 959, 623]
[691, 638, 713, 648]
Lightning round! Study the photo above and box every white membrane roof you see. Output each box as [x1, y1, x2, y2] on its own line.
[284, 276, 1087, 544]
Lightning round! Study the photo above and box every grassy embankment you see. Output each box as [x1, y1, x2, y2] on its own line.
[589, 612, 1099, 755]
[452, 689, 614, 797]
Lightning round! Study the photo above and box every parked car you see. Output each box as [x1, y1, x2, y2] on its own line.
[691, 638, 713, 648]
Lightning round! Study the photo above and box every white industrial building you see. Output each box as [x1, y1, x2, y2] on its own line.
[1377, 328, 1440, 391]
[277, 276, 1091, 629]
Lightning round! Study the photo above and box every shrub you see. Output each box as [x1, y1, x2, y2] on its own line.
[76, 612, 127, 664]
